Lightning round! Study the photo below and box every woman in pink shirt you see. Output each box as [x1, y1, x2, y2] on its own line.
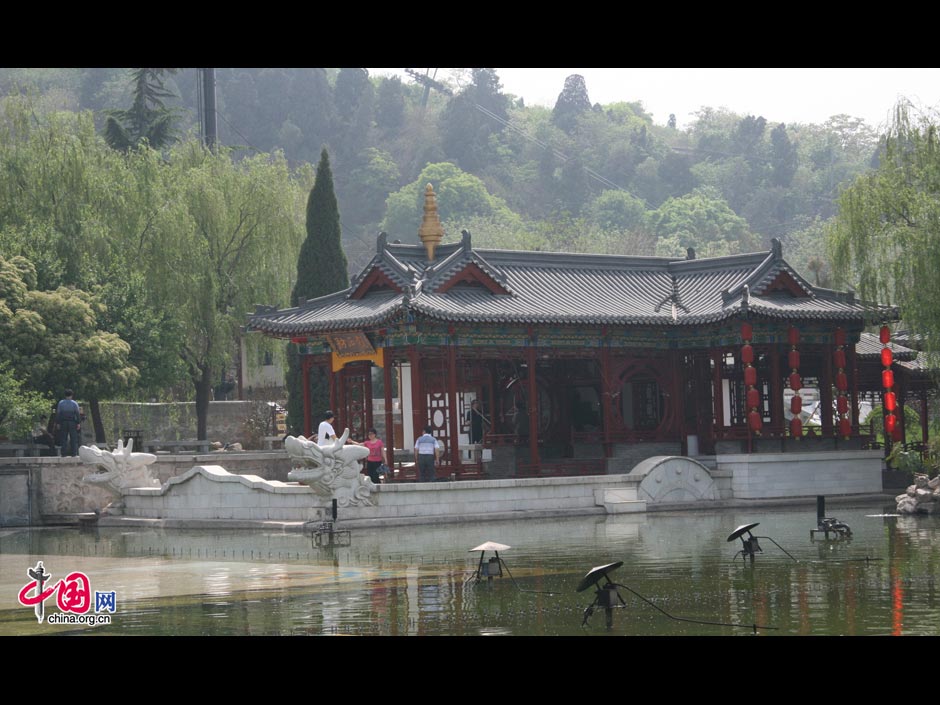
[362, 428, 386, 484]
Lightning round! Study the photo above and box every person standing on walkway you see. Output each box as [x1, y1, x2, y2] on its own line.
[55, 389, 82, 457]
[317, 411, 337, 445]
[414, 425, 440, 482]
[362, 428, 386, 484]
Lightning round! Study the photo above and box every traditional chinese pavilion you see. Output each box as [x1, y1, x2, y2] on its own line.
[249, 185, 900, 479]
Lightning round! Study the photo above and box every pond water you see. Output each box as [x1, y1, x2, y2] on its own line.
[1, 501, 938, 636]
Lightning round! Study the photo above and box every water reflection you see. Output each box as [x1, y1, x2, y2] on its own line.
[1, 503, 938, 635]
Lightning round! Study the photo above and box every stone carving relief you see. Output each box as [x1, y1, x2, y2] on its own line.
[285, 428, 375, 507]
[79, 437, 159, 506]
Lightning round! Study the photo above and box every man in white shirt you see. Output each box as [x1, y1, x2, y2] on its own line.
[317, 411, 337, 446]
[414, 425, 441, 482]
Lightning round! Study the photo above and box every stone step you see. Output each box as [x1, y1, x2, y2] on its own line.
[593, 487, 647, 514]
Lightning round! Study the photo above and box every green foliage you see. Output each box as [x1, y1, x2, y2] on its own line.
[865, 404, 923, 446]
[345, 147, 401, 226]
[0, 362, 50, 439]
[103, 68, 180, 152]
[585, 190, 650, 231]
[770, 123, 798, 187]
[440, 68, 509, 172]
[287, 150, 348, 435]
[144, 141, 310, 436]
[829, 102, 940, 354]
[786, 218, 833, 286]
[652, 187, 756, 258]
[375, 76, 405, 132]
[292, 150, 348, 307]
[383, 162, 520, 242]
[552, 74, 591, 133]
[0, 254, 138, 406]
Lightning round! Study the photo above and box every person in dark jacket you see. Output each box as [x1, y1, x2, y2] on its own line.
[55, 389, 82, 457]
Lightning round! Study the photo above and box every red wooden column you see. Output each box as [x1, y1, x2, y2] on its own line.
[670, 350, 683, 444]
[329, 360, 338, 421]
[383, 352, 394, 454]
[302, 356, 312, 438]
[770, 345, 782, 432]
[334, 366, 345, 432]
[447, 335, 461, 470]
[600, 342, 612, 457]
[527, 330, 540, 469]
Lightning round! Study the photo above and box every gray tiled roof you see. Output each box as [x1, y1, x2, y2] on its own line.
[856, 332, 918, 361]
[249, 236, 897, 336]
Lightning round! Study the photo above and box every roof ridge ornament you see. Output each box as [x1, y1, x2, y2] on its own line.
[653, 275, 690, 318]
[418, 183, 445, 262]
[771, 237, 782, 259]
[377, 231, 388, 254]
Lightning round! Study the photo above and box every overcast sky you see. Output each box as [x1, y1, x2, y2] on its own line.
[371, 68, 940, 130]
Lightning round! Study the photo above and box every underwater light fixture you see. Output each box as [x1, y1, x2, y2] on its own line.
[465, 541, 559, 595]
[810, 495, 852, 540]
[727, 522, 796, 564]
[577, 561, 627, 629]
[305, 498, 351, 548]
[468, 541, 510, 582]
[577, 560, 778, 633]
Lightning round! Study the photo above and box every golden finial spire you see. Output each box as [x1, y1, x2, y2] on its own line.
[418, 183, 444, 261]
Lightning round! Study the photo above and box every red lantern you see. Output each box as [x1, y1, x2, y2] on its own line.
[837, 396, 848, 414]
[748, 410, 763, 432]
[839, 418, 852, 438]
[834, 328, 846, 346]
[836, 371, 848, 392]
[833, 349, 846, 369]
[788, 349, 800, 369]
[741, 322, 753, 341]
[745, 366, 757, 386]
[791, 395, 802, 415]
[885, 413, 897, 433]
[881, 348, 893, 367]
[790, 417, 803, 438]
[789, 372, 802, 391]
[885, 391, 897, 411]
[747, 388, 760, 409]
[741, 344, 754, 364]
[880, 325, 890, 344]
[788, 326, 800, 346]
[882, 369, 895, 389]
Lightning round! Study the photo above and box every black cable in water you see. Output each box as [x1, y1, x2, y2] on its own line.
[756, 536, 798, 561]
[499, 559, 560, 596]
[610, 582, 777, 633]
[462, 559, 560, 595]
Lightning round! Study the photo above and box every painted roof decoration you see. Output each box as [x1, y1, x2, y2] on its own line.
[249, 232, 897, 337]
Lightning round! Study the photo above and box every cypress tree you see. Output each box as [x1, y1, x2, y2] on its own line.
[286, 149, 349, 435]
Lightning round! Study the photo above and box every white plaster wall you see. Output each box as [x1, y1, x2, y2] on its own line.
[718, 450, 883, 499]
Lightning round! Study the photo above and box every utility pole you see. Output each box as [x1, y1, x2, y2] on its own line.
[200, 68, 218, 150]
[404, 68, 453, 109]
